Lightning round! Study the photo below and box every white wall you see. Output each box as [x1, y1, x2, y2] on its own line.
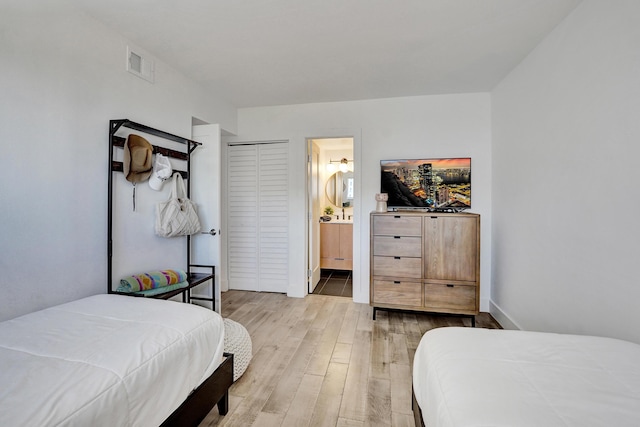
[231, 93, 492, 307]
[0, 5, 236, 321]
[491, 0, 640, 342]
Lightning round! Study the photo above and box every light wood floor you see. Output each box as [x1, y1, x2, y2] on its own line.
[200, 291, 501, 427]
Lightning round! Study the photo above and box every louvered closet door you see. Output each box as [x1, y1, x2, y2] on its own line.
[227, 142, 289, 293]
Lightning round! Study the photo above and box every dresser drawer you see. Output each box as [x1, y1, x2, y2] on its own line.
[424, 282, 477, 313]
[373, 236, 421, 257]
[373, 215, 422, 236]
[372, 256, 422, 278]
[373, 280, 422, 307]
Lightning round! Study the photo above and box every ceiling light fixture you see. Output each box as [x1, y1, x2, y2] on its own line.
[327, 157, 353, 173]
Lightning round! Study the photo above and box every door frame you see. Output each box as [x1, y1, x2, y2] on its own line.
[306, 135, 359, 299]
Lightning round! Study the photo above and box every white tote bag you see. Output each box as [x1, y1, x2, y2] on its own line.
[155, 173, 201, 237]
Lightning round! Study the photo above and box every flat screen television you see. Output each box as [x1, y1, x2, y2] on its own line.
[380, 158, 471, 210]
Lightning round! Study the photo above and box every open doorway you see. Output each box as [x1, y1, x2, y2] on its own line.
[307, 137, 354, 297]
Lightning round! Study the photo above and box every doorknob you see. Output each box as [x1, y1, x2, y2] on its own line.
[200, 229, 218, 236]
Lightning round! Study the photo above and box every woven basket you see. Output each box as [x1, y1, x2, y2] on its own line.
[223, 318, 252, 381]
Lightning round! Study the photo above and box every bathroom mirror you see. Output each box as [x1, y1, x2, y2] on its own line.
[325, 171, 354, 208]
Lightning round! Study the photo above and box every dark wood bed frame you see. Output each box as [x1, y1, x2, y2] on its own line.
[161, 352, 234, 427]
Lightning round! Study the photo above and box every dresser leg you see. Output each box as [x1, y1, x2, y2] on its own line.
[372, 307, 377, 320]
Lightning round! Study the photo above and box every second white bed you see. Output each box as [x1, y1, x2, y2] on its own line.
[413, 327, 640, 427]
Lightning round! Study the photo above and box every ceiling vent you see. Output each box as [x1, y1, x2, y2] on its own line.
[126, 45, 155, 83]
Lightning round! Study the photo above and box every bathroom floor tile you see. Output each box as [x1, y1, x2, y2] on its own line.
[313, 269, 352, 297]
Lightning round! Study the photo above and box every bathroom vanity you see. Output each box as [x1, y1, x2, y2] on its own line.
[320, 222, 353, 270]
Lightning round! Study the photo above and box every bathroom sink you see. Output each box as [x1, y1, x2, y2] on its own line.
[324, 219, 353, 224]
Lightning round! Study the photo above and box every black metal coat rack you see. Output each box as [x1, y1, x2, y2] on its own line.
[107, 119, 215, 309]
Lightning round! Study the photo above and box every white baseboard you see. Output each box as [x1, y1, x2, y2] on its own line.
[489, 300, 522, 330]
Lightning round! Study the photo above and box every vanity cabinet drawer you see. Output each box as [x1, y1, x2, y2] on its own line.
[321, 257, 352, 270]
[373, 236, 421, 257]
[423, 282, 477, 313]
[372, 256, 422, 278]
[373, 215, 422, 236]
[373, 280, 422, 307]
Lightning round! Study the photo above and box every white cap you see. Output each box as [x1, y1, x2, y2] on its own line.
[149, 153, 173, 191]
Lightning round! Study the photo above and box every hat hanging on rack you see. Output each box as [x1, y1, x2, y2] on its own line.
[123, 134, 153, 211]
[149, 153, 172, 191]
[123, 134, 153, 183]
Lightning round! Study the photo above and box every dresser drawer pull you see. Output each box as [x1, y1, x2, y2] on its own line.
[394, 256, 401, 260]
[446, 284, 454, 288]
[394, 281, 401, 284]
[394, 215, 401, 218]
[394, 236, 401, 239]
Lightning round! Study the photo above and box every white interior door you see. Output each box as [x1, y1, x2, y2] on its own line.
[191, 124, 221, 312]
[308, 140, 321, 293]
[227, 142, 289, 293]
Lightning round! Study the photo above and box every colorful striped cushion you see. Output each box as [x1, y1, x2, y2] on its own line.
[127, 281, 189, 296]
[117, 269, 188, 293]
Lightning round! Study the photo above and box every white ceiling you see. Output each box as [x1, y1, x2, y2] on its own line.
[71, 0, 581, 108]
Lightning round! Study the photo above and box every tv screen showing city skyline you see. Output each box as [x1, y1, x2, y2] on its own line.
[381, 158, 471, 209]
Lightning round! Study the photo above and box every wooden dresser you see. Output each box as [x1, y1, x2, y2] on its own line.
[370, 211, 480, 325]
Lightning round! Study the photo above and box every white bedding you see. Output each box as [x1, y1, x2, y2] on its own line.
[413, 327, 640, 427]
[0, 294, 225, 427]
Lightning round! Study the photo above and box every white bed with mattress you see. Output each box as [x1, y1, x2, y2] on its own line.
[0, 294, 229, 427]
[413, 327, 640, 427]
